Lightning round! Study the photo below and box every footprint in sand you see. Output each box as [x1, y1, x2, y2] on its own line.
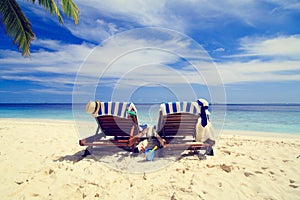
[289, 185, 298, 188]
[244, 172, 254, 177]
[226, 142, 234, 147]
[171, 192, 179, 200]
[206, 164, 216, 168]
[15, 181, 24, 185]
[254, 171, 263, 174]
[220, 164, 232, 173]
[269, 171, 275, 175]
[44, 168, 55, 175]
[249, 156, 256, 160]
[221, 150, 231, 155]
[190, 174, 195, 185]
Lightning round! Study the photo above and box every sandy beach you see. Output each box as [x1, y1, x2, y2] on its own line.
[0, 119, 299, 200]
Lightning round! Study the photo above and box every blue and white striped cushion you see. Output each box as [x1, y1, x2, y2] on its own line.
[97, 102, 137, 118]
[160, 101, 200, 116]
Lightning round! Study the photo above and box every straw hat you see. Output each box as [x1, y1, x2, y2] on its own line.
[86, 100, 100, 115]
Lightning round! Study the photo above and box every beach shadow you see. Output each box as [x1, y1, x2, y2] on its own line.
[54, 148, 210, 174]
[55, 147, 209, 167]
[55, 147, 138, 163]
[54, 149, 92, 163]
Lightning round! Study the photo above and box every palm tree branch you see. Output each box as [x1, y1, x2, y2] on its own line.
[0, 0, 35, 57]
[0, 0, 79, 57]
[28, 0, 79, 25]
[61, 0, 79, 25]
[28, 0, 63, 24]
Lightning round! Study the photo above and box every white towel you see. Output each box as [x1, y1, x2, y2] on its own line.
[195, 119, 216, 143]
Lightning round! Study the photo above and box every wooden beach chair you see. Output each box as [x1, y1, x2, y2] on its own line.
[79, 101, 145, 152]
[155, 100, 214, 157]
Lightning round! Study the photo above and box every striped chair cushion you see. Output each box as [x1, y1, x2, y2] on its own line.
[160, 101, 200, 116]
[97, 102, 137, 118]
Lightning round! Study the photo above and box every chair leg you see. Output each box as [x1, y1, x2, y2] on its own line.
[131, 145, 135, 153]
[83, 146, 92, 157]
[197, 153, 207, 160]
[206, 147, 214, 156]
[196, 149, 207, 160]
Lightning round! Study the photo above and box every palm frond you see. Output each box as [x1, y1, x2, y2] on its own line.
[61, 0, 79, 25]
[28, 0, 79, 25]
[0, 0, 79, 57]
[28, 0, 63, 24]
[0, 0, 35, 57]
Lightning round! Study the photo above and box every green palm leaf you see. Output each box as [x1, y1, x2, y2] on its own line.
[62, 0, 79, 25]
[0, 0, 35, 57]
[0, 0, 79, 57]
[27, 0, 79, 24]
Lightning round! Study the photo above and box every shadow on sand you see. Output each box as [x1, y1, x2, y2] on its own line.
[55, 146, 208, 165]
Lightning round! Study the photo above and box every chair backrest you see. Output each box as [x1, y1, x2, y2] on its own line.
[157, 100, 208, 138]
[95, 102, 139, 137]
[159, 101, 200, 116]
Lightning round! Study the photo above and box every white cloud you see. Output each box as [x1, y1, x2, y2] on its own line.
[214, 48, 225, 52]
[19, 0, 300, 44]
[214, 34, 300, 85]
[0, 39, 95, 90]
[267, 0, 300, 11]
[68, 0, 300, 41]
[72, 28, 222, 93]
[237, 35, 300, 59]
[217, 60, 300, 84]
[3, 33, 299, 96]
[29, 88, 74, 95]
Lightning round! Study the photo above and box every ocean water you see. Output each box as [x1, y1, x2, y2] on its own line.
[0, 103, 299, 134]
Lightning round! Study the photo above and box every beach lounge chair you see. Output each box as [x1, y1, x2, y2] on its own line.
[155, 99, 215, 156]
[79, 101, 145, 152]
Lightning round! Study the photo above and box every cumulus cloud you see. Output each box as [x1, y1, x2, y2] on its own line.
[217, 60, 300, 84]
[0, 39, 95, 91]
[72, 28, 221, 91]
[69, 0, 300, 40]
[214, 48, 225, 52]
[236, 35, 300, 59]
[2, 33, 300, 93]
[218, 34, 300, 84]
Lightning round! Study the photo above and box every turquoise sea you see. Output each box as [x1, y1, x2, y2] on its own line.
[0, 103, 299, 135]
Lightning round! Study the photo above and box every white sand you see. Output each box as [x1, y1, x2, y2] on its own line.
[0, 119, 299, 200]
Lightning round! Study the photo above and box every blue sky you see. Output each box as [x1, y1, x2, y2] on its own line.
[1, 0, 300, 103]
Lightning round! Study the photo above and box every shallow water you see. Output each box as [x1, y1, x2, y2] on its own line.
[0, 103, 299, 134]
